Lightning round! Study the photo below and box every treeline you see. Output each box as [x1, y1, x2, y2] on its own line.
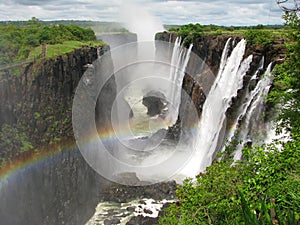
[168, 23, 284, 47]
[0, 18, 129, 35]
[165, 23, 284, 32]
[0, 18, 97, 64]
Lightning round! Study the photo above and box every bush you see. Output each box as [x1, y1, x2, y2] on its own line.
[171, 23, 204, 47]
[244, 29, 274, 47]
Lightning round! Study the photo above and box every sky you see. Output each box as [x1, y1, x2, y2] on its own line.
[0, 0, 285, 26]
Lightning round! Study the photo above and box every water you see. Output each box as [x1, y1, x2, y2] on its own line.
[112, 38, 276, 180]
[93, 38, 196, 183]
[86, 198, 176, 225]
[222, 57, 265, 152]
[167, 37, 193, 124]
[179, 39, 253, 177]
[233, 63, 274, 160]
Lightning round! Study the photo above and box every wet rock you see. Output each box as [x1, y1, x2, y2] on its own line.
[104, 218, 121, 225]
[143, 208, 153, 214]
[142, 91, 168, 117]
[139, 200, 147, 205]
[126, 215, 158, 225]
[100, 180, 177, 202]
[126, 206, 136, 212]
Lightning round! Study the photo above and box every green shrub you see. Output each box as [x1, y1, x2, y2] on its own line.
[244, 29, 274, 47]
[171, 23, 204, 47]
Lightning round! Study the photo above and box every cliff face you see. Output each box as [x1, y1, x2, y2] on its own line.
[0, 46, 116, 225]
[155, 31, 285, 137]
[1, 47, 98, 138]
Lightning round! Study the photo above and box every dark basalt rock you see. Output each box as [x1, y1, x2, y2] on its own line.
[142, 91, 168, 117]
[104, 218, 121, 225]
[0, 45, 117, 225]
[100, 179, 177, 203]
[126, 215, 158, 225]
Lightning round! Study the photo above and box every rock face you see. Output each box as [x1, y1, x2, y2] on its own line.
[0, 47, 104, 143]
[0, 148, 111, 225]
[100, 180, 177, 202]
[0, 45, 117, 225]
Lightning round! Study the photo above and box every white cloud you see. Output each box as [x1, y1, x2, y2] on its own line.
[0, 0, 285, 25]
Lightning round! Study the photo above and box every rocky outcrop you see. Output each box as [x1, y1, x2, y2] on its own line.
[142, 91, 168, 117]
[100, 180, 177, 202]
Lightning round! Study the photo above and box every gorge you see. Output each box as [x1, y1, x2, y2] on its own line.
[0, 29, 285, 224]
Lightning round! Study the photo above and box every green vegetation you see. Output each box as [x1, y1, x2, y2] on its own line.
[28, 40, 105, 59]
[0, 19, 129, 36]
[159, 13, 300, 225]
[244, 29, 274, 47]
[0, 124, 33, 161]
[169, 23, 204, 47]
[168, 23, 284, 48]
[0, 17, 103, 65]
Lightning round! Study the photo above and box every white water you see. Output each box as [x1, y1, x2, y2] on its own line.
[86, 198, 176, 225]
[222, 57, 265, 151]
[179, 39, 253, 177]
[233, 63, 273, 160]
[167, 37, 193, 124]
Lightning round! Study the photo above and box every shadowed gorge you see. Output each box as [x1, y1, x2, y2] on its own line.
[0, 30, 286, 224]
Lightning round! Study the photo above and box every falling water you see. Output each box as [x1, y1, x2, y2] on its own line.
[180, 39, 253, 177]
[223, 57, 265, 150]
[233, 63, 273, 160]
[167, 37, 193, 124]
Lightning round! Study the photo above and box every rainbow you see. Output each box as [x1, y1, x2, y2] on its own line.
[0, 123, 140, 181]
[0, 138, 75, 181]
[0, 118, 199, 182]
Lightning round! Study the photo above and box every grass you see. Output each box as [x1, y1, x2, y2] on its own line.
[28, 40, 107, 60]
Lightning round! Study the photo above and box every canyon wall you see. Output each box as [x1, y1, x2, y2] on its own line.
[0, 46, 116, 225]
[0, 32, 286, 225]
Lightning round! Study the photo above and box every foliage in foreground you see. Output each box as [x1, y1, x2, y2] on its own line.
[159, 12, 300, 225]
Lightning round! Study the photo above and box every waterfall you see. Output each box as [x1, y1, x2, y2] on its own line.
[180, 39, 253, 177]
[167, 37, 193, 124]
[233, 63, 273, 160]
[222, 57, 265, 151]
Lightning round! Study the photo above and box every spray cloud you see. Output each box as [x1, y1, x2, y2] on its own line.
[119, 0, 164, 41]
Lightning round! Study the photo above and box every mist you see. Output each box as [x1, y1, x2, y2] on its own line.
[119, 1, 164, 41]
